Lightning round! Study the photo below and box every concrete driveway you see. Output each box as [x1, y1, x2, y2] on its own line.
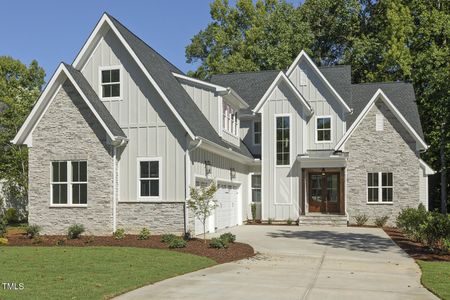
[114, 225, 437, 300]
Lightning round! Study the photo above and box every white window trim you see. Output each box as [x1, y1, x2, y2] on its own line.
[137, 157, 162, 201]
[249, 173, 261, 203]
[315, 115, 333, 144]
[274, 113, 292, 167]
[366, 172, 394, 204]
[99, 65, 123, 101]
[222, 101, 239, 137]
[49, 160, 88, 207]
[253, 120, 261, 146]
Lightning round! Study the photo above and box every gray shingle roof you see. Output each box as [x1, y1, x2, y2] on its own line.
[350, 82, 424, 139]
[63, 63, 126, 138]
[318, 65, 352, 108]
[106, 14, 254, 159]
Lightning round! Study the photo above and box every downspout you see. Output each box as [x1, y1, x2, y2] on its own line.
[113, 146, 117, 233]
[184, 138, 202, 235]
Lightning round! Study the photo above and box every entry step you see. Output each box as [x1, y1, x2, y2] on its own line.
[299, 214, 348, 226]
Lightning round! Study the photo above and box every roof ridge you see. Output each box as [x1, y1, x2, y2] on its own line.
[212, 69, 280, 77]
[352, 81, 411, 86]
[105, 13, 184, 74]
[318, 65, 351, 69]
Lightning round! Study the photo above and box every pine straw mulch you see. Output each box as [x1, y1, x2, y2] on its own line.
[384, 227, 450, 262]
[5, 229, 255, 264]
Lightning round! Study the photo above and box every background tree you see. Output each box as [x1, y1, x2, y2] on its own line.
[187, 182, 218, 242]
[0, 57, 45, 219]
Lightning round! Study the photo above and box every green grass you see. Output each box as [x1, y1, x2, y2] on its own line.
[0, 247, 215, 300]
[417, 261, 450, 300]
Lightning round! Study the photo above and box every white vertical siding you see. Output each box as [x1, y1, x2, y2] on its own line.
[240, 117, 261, 156]
[81, 28, 187, 202]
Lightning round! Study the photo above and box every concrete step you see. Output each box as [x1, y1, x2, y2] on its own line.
[299, 215, 348, 226]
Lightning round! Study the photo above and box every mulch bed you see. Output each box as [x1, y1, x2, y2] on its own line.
[384, 227, 450, 262]
[5, 230, 255, 264]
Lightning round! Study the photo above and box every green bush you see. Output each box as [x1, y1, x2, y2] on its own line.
[0, 217, 7, 238]
[138, 228, 151, 240]
[32, 236, 43, 244]
[113, 228, 125, 240]
[219, 232, 236, 244]
[287, 218, 293, 225]
[354, 214, 369, 226]
[56, 238, 66, 246]
[396, 204, 428, 241]
[268, 218, 273, 225]
[161, 233, 177, 243]
[442, 238, 450, 253]
[251, 203, 257, 221]
[25, 225, 41, 239]
[0, 237, 8, 245]
[419, 212, 450, 250]
[209, 237, 228, 249]
[374, 215, 390, 228]
[4, 208, 18, 224]
[168, 237, 187, 248]
[67, 224, 85, 239]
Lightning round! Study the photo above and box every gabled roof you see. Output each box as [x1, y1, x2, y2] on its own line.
[319, 65, 352, 108]
[252, 71, 312, 113]
[12, 63, 126, 145]
[419, 159, 435, 175]
[286, 50, 352, 113]
[335, 89, 428, 151]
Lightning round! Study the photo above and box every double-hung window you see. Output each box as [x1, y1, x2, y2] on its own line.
[251, 174, 261, 203]
[276, 116, 290, 166]
[253, 121, 261, 145]
[51, 161, 87, 205]
[316, 116, 331, 142]
[100, 67, 121, 99]
[138, 158, 161, 199]
[222, 102, 238, 135]
[367, 172, 393, 203]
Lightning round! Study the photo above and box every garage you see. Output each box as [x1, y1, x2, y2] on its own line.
[194, 178, 241, 234]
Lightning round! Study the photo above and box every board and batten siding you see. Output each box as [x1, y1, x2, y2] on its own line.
[81, 28, 187, 203]
[261, 81, 306, 221]
[288, 58, 346, 150]
[240, 117, 261, 156]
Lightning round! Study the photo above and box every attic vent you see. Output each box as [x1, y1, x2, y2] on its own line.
[300, 70, 307, 86]
[376, 114, 384, 131]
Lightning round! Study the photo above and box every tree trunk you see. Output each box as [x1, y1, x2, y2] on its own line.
[203, 221, 206, 243]
[440, 133, 447, 214]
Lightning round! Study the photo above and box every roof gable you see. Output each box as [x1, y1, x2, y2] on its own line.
[335, 89, 428, 151]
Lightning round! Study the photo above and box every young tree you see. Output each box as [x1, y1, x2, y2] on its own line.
[187, 181, 218, 242]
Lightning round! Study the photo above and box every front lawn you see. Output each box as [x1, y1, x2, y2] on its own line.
[417, 261, 450, 300]
[0, 246, 215, 300]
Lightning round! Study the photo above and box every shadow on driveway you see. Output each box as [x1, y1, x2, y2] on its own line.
[266, 229, 397, 253]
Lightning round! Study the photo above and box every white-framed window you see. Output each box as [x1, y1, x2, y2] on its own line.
[222, 102, 238, 136]
[253, 120, 261, 145]
[316, 116, 332, 143]
[51, 161, 87, 206]
[251, 174, 261, 203]
[376, 114, 384, 131]
[276, 115, 290, 166]
[138, 157, 161, 199]
[99, 66, 122, 100]
[367, 172, 393, 203]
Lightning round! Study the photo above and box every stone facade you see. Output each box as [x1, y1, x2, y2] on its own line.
[345, 100, 421, 226]
[29, 80, 114, 235]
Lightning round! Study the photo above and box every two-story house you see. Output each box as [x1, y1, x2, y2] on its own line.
[12, 13, 435, 235]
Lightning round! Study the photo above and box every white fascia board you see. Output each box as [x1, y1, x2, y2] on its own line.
[419, 159, 436, 175]
[286, 50, 352, 113]
[197, 137, 255, 165]
[223, 88, 249, 109]
[253, 71, 312, 114]
[172, 72, 228, 93]
[72, 13, 196, 140]
[335, 89, 428, 151]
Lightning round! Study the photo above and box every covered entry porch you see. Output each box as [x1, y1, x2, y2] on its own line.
[297, 151, 347, 216]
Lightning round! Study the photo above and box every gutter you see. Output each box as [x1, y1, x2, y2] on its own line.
[111, 138, 127, 233]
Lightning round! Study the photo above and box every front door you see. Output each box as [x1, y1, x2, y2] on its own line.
[308, 173, 340, 213]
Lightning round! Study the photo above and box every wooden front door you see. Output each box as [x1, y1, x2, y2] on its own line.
[308, 173, 340, 213]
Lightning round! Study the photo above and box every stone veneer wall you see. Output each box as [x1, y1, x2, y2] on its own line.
[29, 80, 114, 235]
[345, 100, 421, 226]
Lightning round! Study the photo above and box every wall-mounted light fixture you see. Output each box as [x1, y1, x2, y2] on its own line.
[321, 168, 326, 176]
[230, 167, 236, 180]
[205, 161, 212, 177]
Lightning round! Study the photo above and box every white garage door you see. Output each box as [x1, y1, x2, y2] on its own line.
[215, 183, 239, 230]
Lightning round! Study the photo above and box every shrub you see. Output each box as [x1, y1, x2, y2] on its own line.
[268, 218, 273, 225]
[4, 208, 18, 224]
[67, 224, 85, 239]
[56, 238, 66, 246]
[374, 215, 389, 228]
[287, 218, 293, 225]
[396, 204, 428, 241]
[0, 237, 8, 245]
[113, 228, 125, 240]
[161, 233, 177, 243]
[209, 237, 228, 249]
[138, 228, 151, 240]
[442, 238, 450, 253]
[251, 203, 257, 221]
[0, 217, 7, 238]
[32, 236, 43, 244]
[168, 237, 187, 249]
[419, 212, 450, 250]
[25, 225, 41, 239]
[354, 214, 369, 226]
[219, 232, 236, 244]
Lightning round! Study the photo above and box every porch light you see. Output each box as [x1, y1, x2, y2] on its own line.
[205, 161, 212, 176]
[321, 168, 326, 176]
[230, 167, 236, 180]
